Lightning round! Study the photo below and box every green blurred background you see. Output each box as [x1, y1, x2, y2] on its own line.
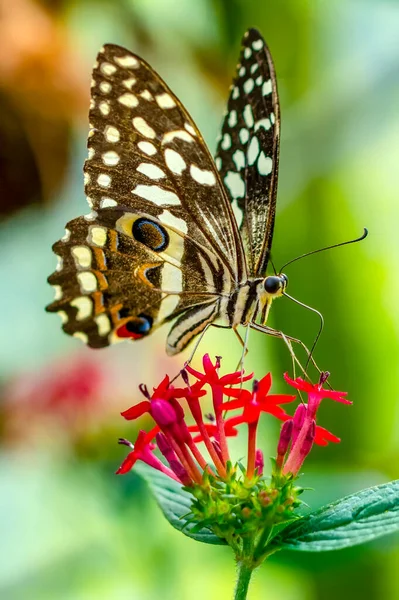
[1, 0, 398, 598]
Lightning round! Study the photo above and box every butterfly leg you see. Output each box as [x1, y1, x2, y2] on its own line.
[249, 323, 322, 379]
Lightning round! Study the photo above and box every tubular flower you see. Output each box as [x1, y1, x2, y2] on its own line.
[276, 373, 352, 475]
[117, 356, 350, 554]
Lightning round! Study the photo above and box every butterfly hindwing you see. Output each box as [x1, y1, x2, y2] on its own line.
[46, 209, 227, 349]
[215, 28, 280, 277]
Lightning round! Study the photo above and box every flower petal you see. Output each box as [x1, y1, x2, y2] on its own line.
[121, 400, 151, 420]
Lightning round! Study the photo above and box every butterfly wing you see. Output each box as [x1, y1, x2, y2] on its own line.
[47, 44, 245, 351]
[85, 44, 246, 279]
[215, 28, 280, 277]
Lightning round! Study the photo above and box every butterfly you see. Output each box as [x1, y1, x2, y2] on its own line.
[46, 28, 289, 356]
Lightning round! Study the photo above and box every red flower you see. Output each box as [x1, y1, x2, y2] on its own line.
[221, 373, 296, 424]
[116, 427, 179, 481]
[279, 373, 351, 475]
[283, 373, 351, 418]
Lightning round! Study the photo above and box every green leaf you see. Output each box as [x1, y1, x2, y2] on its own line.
[134, 464, 226, 545]
[272, 479, 399, 552]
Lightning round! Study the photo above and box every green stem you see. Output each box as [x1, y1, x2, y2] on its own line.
[234, 561, 254, 600]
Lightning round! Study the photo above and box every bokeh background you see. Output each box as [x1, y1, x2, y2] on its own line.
[1, 0, 398, 598]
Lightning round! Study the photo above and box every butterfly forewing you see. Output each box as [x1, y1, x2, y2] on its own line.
[85, 44, 245, 280]
[215, 28, 280, 277]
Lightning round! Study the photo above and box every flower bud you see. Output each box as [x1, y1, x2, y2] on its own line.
[277, 420, 293, 456]
[255, 449, 264, 475]
[156, 433, 176, 461]
[291, 404, 307, 444]
[150, 398, 177, 427]
[300, 419, 316, 458]
[276, 419, 293, 468]
[169, 459, 192, 486]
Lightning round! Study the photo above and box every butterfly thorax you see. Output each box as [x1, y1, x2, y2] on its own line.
[221, 273, 287, 328]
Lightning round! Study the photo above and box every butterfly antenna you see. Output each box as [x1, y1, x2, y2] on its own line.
[270, 257, 278, 276]
[279, 228, 368, 272]
[283, 292, 324, 372]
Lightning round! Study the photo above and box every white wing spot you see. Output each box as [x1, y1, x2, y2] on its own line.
[52, 285, 62, 300]
[232, 86, 239, 99]
[118, 93, 139, 108]
[243, 104, 254, 128]
[77, 272, 97, 294]
[255, 118, 271, 132]
[224, 171, 245, 199]
[252, 39, 264, 51]
[87, 147, 95, 160]
[243, 78, 254, 94]
[215, 156, 222, 170]
[163, 130, 194, 144]
[250, 63, 259, 74]
[123, 77, 137, 89]
[262, 79, 272, 96]
[247, 137, 260, 166]
[232, 149, 245, 170]
[184, 123, 196, 136]
[84, 172, 91, 185]
[239, 66, 245, 77]
[138, 141, 157, 156]
[159, 209, 188, 234]
[133, 117, 156, 139]
[73, 332, 89, 344]
[132, 185, 180, 206]
[56, 256, 63, 271]
[104, 126, 120, 143]
[100, 198, 117, 208]
[95, 314, 111, 336]
[88, 226, 107, 247]
[190, 165, 216, 186]
[244, 47, 252, 59]
[137, 163, 166, 180]
[89, 99, 95, 110]
[140, 90, 153, 100]
[71, 246, 92, 269]
[84, 211, 98, 222]
[156, 93, 176, 109]
[97, 173, 111, 187]
[86, 197, 93, 208]
[239, 128, 249, 144]
[71, 296, 93, 320]
[57, 311, 68, 324]
[100, 62, 117, 76]
[61, 229, 70, 242]
[258, 152, 273, 176]
[270, 112, 275, 124]
[228, 110, 237, 127]
[99, 81, 112, 94]
[221, 133, 231, 150]
[115, 55, 139, 68]
[255, 75, 263, 86]
[102, 151, 120, 166]
[164, 148, 186, 175]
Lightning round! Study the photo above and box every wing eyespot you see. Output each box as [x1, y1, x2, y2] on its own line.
[116, 314, 153, 339]
[132, 217, 169, 252]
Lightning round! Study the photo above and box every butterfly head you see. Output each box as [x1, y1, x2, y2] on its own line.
[263, 274, 288, 297]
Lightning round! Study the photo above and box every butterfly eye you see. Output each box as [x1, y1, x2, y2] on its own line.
[116, 314, 153, 339]
[132, 218, 169, 252]
[264, 276, 282, 294]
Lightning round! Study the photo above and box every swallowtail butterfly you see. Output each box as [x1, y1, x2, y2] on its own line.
[47, 28, 289, 356]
